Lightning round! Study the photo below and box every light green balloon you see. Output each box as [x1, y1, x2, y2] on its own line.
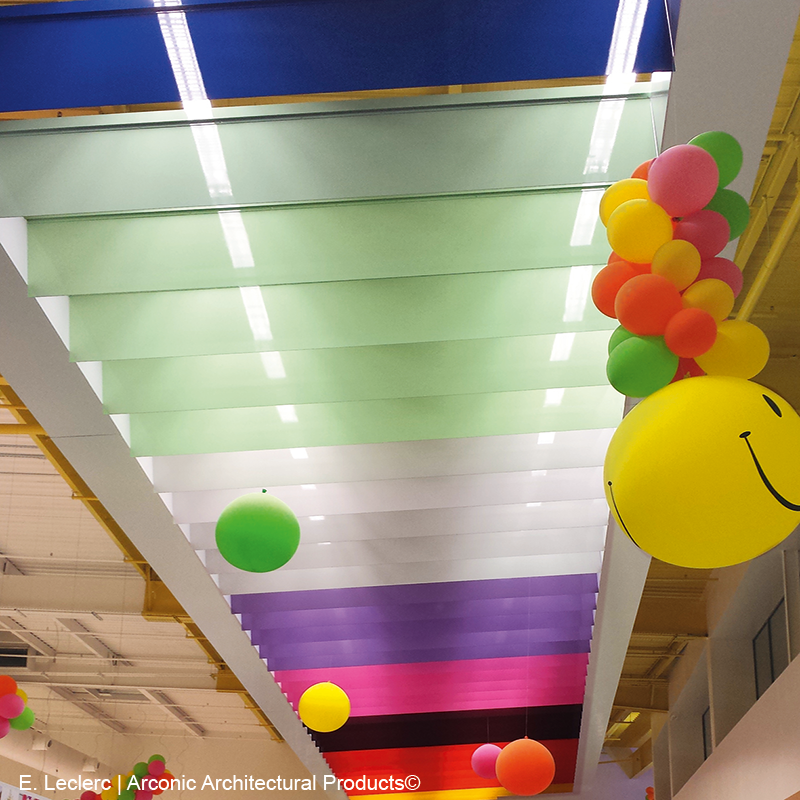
[9, 706, 33, 731]
[705, 188, 750, 240]
[689, 131, 743, 188]
[607, 336, 678, 398]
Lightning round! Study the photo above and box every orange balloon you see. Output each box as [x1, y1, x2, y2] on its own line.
[615, 274, 683, 336]
[592, 262, 639, 318]
[495, 739, 556, 796]
[0, 676, 17, 696]
[631, 158, 655, 179]
[664, 307, 717, 357]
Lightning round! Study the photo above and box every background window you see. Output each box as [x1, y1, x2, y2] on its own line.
[753, 598, 789, 698]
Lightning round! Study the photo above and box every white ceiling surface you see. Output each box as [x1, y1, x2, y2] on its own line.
[0, 0, 796, 797]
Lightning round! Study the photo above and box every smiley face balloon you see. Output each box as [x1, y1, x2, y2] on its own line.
[604, 376, 800, 568]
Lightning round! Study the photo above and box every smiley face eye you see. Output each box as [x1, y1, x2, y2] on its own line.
[763, 394, 783, 417]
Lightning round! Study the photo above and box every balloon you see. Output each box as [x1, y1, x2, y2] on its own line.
[118, 792, 135, 800]
[604, 377, 800, 568]
[697, 257, 744, 298]
[664, 308, 717, 358]
[651, 239, 701, 290]
[100, 786, 117, 800]
[495, 738, 556, 796]
[147, 760, 166, 777]
[607, 199, 673, 264]
[631, 158, 655, 180]
[606, 335, 678, 398]
[607, 252, 648, 273]
[471, 743, 502, 780]
[681, 278, 735, 322]
[599, 179, 650, 225]
[706, 188, 750, 240]
[0, 676, 17, 696]
[298, 682, 350, 732]
[15, 689, 27, 703]
[615, 274, 683, 336]
[0, 718, 9, 739]
[9, 706, 34, 731]
[215, 490, 300, 572]
[695, 319, 770, 379]
[133, 763, 150, 779]
[81, 792, 97, 800]
[0, 693, 24, 719]
[648, 144, 719, 217]
[689, 131, 743, 188]
[671, 357, 705, 382]
[147, 755, 165, 764]
[135, 792, 153, 800]
[674, 210, 730, 259]
[608, 325, 635, 354]
[591, 261, 639, 318]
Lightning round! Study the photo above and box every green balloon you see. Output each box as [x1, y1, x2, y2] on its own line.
[606, 336, 678, 398]
[9, 706, 34, 731]
[705, 188, 750, 240]
[118, 791, 135, 800]
[148, 754, 166, 764]
[133, 762, 149, 779]
[608, 326, 661, 355]
[689, 131, 743, 188]
[215, 491, 300, 573]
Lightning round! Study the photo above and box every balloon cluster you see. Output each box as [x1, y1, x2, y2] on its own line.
[0, 676, 34, 738]
[75, 755, 174, 800]
[471, 739, 555, 796]
[646, 787, 655, 800]
[592, 131, 770, 398]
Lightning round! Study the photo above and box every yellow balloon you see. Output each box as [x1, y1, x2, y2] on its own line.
[695, 319, 770, 378]
[681, 278, 734, 322]
[599, 178, 650, 226]
[101, 786, 118, 800]
[15, 689, 27, 703]
[607, 199, 673, 264]
[605, 377, 800, 568]
[651, 240, 701, 290]
[298, 682, 350, 733]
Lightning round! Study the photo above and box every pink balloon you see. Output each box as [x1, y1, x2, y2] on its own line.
[472, 743, 502, 780]
[697, 256, 744, 297]
[674, 210, 730, 259]
[135, 792, 153, 800]
[648, 144, 719, 217]
[148, 760, 166, 777]
[0, 694, 24, 720]
[0, 718, 9, 739]
[80, 792, 97, 800]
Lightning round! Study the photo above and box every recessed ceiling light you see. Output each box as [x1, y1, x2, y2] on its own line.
[537, 432, 556, 445]
[260, 351, 286, 379]
[550, 332, 575, 362]
[239, 286, 272, 341]
[290, 448, 308, 460]
[277, 405, 298, 423]
[563, 265, 593, 322]
[544, 387, 565, 407]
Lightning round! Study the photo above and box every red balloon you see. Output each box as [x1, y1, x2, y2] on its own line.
[608, 253, 649, 272]
[0, 718, 9, 739]
[148, 760, 166, 777]
[648, 144, 719, 217]
[670, 357, 705, 383]
[696, 256, 744, 297]
[80, 792, 97, 800]
[592, 262, 639, 318]
[615, 274, 683, 336]
[0, 693, 24, 719]
[495, 738, 555, 796]
[0, 676, 17, 697]
[631, 158, 655, 180]
[135, 792, 153, 800]
[674, 210, 730, 259]
[664, 307, 717, 357]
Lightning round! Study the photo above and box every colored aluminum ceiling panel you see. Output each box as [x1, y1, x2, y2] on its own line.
[0, 0, 674, 113]
[0, 71, 665, 795]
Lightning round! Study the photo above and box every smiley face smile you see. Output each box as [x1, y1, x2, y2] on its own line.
[740, 431, 800, 512]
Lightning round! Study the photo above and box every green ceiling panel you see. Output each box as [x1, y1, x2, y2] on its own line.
[28, 190, 611, 296]
[0, 91, 656, 217]
[127, 385, 623, 457]
[100, 330, 612, 414]
[69, 267, 612, 362]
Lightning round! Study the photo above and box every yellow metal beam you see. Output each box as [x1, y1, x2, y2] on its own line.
[737, 188, 800, 321]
